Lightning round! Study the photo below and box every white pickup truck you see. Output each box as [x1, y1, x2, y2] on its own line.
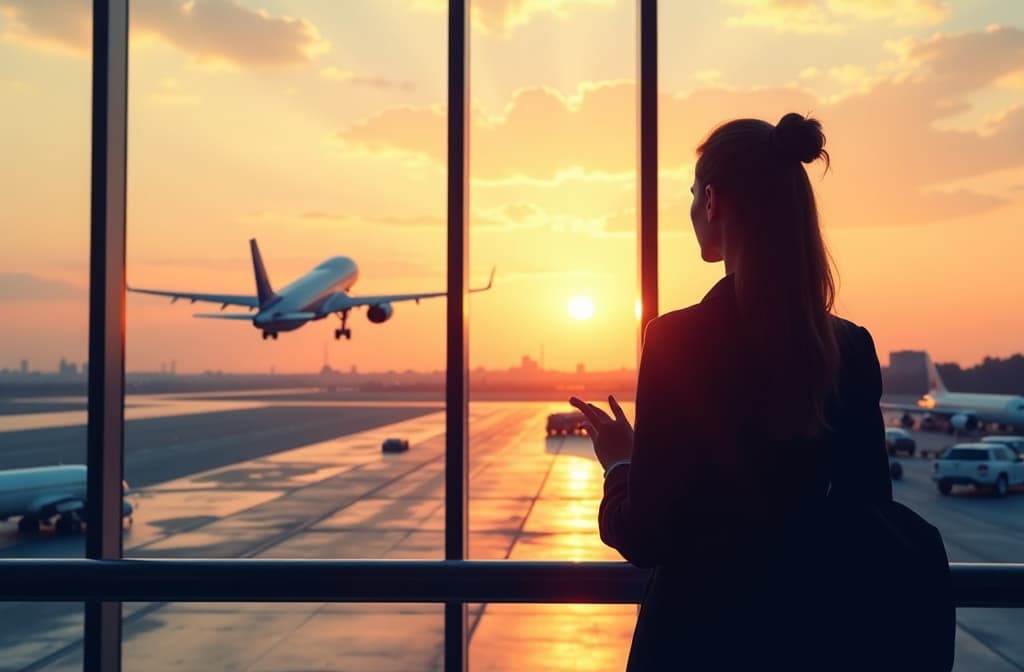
[933, 443, 1024, 497]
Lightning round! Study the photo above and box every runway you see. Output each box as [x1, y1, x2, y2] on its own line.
[0, 397, 1021, 671]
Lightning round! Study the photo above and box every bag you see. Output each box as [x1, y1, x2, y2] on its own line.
[777, 491, 956, 671]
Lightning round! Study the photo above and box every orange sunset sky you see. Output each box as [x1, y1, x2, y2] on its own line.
[1, 0, 1022, 375]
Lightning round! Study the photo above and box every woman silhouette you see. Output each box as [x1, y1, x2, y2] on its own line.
[571, 113, 897, 670]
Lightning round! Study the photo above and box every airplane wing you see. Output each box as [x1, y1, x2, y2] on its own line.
[129, 286, 260, 309]
[193, 313, 256, 320]
[880, 402, 972, 416]
[327, 267, 495, 311]
[881, 402, 928, 413]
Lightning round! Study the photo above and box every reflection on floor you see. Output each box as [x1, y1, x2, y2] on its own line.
[4, 402, 637, 671]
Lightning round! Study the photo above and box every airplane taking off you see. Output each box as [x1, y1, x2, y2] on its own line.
[882, 353, 1024, 432]
[130, 239, 494, 340]
[0, 465, 133, 535]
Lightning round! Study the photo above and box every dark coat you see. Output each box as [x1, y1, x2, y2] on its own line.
[599, 274, 892, 671]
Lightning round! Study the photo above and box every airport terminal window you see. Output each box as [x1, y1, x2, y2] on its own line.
[123, 3, 447, 564]
[466, 0, 638, 564]
[468, 602, 635, 670]
[115, 602, 444, 671]
[0, 4, 91, 662]
[659, 0, 1024, 664]
[3, 2, 1024, 672]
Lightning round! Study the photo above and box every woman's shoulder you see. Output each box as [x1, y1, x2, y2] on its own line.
[830, 315, 878, 355]
[645, 301, 726, 346]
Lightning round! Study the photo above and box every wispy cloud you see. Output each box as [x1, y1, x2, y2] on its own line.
[725, 0, 949, 35]
[0, 273, 84, 300]
[411, 0, 615, 36]
[0, 0, 327, 67]
[320, 66, 415, 92]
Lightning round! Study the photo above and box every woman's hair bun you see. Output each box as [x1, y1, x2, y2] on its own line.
[772, 112, 827, 165]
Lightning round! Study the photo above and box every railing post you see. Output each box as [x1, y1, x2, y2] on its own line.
[86, 0, 129, 670]
[445, 1, 470, 671]
[637, 0, 659, 356]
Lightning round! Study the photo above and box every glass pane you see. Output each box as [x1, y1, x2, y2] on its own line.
[124, 3, 446, 560]
[467, 0, 638, 560]
[14, 602, 443, 670]
[470, 603, 635, 671]
[0, 602, 83, 670]
[0, 4, 90, 551]
[658, 2, 1024, 669]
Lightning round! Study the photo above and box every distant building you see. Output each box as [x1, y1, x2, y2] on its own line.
[882, 350, 929, 395]
[576, 363, 585, 375]
[58, 357, 78, 376]
[19, 359, 28, 374]
[519, 355, 540, 372]
[170, 360, 177, 376]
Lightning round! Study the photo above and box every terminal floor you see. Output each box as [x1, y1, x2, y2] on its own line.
[0, 402, 1022, 671]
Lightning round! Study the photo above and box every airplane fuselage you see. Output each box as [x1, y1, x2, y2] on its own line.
[918, 392, 1024, 427]
[0, 465, 86, 520]
[253, 257, 359, 332]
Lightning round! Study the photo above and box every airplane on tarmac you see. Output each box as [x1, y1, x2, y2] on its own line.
[130, 239, 495, 341]
[882, 353, 1024, 432]
[0, 465, 134, 535]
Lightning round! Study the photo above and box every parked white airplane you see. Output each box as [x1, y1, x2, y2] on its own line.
[130, 239, 494, 340]
[0, 465, 134, 535]
[882, 353, 1024, 431]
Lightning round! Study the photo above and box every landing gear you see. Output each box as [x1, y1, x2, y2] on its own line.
[55, 513, 83, 535]
[17, 516, 40, 535]
[334, 311, 352, 340]
[262, 331, 278, 340]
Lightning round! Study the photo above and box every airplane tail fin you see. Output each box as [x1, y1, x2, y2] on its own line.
[250, 239, 276, 307]
[924, 352, 948, 394]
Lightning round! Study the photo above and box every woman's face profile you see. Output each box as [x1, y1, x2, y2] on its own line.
[690, 178, 723, 263]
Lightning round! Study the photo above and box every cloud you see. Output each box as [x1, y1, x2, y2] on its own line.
[335, 27, 1024, 228]
[319, 67, 415, 92]
[725, 0, 949, 34]
[0, 0, 326, 67]
[300, 202, 557, 231]
[149, 77, 200, 106]
[300, 211, 441, 228]
[726, 0, 842, 34]
[0, 273, 84, 301]
[338, 83, 638, 181]
[828, 0, 948, 25]
[411, 0, 615, 36]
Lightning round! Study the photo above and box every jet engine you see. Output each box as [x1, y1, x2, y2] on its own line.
[367, 303, 394, 323]
[950, 413, 978, 431]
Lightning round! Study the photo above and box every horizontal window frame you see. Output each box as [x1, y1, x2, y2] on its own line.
[0, 560, 1021, 609]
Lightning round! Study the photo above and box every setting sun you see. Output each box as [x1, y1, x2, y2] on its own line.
[567, 295, 596, 321]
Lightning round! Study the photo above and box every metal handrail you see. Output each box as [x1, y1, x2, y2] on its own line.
[0, 560, 1021, 608]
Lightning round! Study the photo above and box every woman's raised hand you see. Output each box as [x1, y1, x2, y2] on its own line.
[569, 395, 633, 469]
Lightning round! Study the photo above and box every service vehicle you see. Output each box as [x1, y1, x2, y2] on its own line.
[932, 443, 1024, 497]
[885, 428, 917, 457]
[381, 438, 410, 453]
[981, 435, 1024, 456]
[545, 411, 587, 436]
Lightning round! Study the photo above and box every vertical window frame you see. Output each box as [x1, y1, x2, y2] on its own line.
[85, 0, 129, 670]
